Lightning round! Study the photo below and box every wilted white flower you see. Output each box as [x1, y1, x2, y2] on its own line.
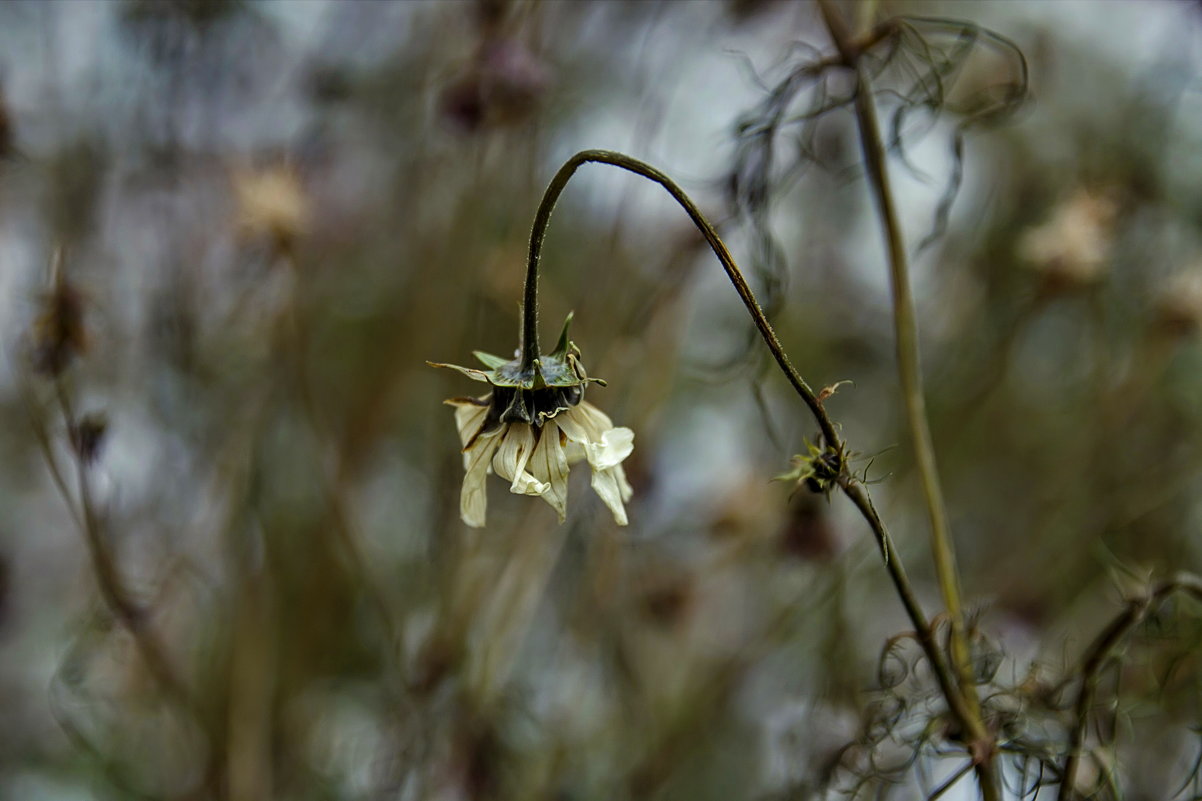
[447, 395, 633, 527]
[430, 313, 634, 528]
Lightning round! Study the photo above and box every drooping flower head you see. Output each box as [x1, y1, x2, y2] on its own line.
[429, 313, 634, 528]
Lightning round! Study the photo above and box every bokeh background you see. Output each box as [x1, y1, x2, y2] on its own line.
[1, 1, 1201, 799]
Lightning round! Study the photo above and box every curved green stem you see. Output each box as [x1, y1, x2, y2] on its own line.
[838, 479, 978, 732]
[524, 150, 976, 768]
[522, 149, 841, 450]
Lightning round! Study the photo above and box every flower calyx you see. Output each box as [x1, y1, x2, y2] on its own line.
[428, 312, 606, 435]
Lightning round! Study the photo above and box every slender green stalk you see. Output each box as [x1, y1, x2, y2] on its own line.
[817, 1, 995, 795]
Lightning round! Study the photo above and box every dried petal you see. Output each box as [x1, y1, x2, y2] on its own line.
[529, 421, 570, 521]
[460, 431, 502, 528]
[492, 424, 547, 496]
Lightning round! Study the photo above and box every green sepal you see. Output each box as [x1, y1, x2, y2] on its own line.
[551, 311, 574, 357]
[491, 359, 538, 389]
[473, 351, 510, 369]
[537, 352, 584, 388]
[426, 361, 493, 383]
[431, 311, 609, 392]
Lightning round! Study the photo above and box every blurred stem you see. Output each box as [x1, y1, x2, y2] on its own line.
[227, 569, 276, 801]
[817, 0, 993, 793]
[1061, 574, 1202, 800]
[275, 256, 406, 666]
[49, 378, 194, 711]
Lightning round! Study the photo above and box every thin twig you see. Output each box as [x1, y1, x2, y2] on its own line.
[50, 377, 193, 710]
[276, 262, 407, 668]
[929, 759, 976, 801]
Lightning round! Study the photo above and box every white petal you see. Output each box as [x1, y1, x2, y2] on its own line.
[558, 410, 633, 471]
[460, 433, 502, 528]
[591, 426, 634, 470]
[554, 413, 591, 465]
[571, 401, 615, 440]
[590, 467, 629, 526]
[613, 462, 634, 502]
[492, 425, 548, 496]
[448, 399, 490, 448]
[529, 422, 570, 521]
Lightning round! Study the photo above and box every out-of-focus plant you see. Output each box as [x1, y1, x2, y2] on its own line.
[9, 2, 1202, 800]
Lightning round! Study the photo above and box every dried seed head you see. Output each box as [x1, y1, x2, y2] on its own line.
[1153, 270, 1202, 338]
[637, 570, 696, 629]
[1018, 189, 1117, 294]
[780, 494, 837, 562]
[30, 259, 87, 377]
[231, 163, 309, 256]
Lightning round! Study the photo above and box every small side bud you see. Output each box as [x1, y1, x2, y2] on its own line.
[775, 439, 843, 496]
[817, 379, 853, 403]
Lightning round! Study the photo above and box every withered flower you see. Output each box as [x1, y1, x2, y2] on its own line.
[30, 264, 87, 377]
[431, 313, 634, 528]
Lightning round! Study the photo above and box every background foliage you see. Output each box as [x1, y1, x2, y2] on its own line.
[1, 1, 1201, 799]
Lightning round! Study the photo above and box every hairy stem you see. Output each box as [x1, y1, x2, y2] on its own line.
[817, 0, 994, 794]
[838, 479, 977, 731]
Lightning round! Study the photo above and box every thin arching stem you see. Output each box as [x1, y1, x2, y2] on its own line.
[521, 148, 976, 747]
[521, 149, 840, 450]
